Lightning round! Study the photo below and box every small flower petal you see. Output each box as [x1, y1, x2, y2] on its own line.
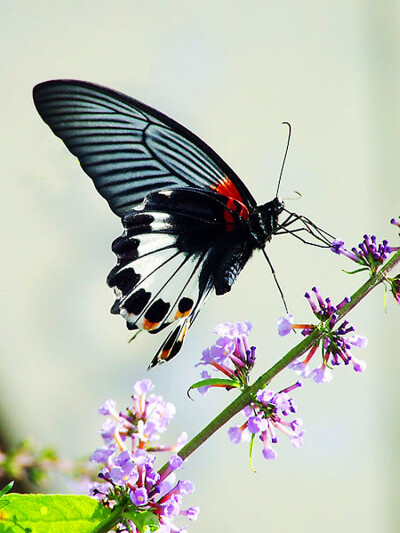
[130, 487, 148, 506]
[277, 314, 294, 336]
[169, 454, 183, 471]
[228, 426, 243, 444]
[311, 365, 333, 384]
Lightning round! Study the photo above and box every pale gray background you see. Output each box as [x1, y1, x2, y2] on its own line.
[1, 2, 399, 532]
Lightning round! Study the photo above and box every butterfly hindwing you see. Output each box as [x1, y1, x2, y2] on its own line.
[32, 80, 256, 217]
[107, 188, 255, 361]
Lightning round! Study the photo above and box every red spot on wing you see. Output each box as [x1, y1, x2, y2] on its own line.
[213, 176, 250, 231]
[212, 176, 244, 202]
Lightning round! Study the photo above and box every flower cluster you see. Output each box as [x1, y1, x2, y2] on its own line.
[228, 383, 304, 460]
[331, 214, 400, 277]
[279, 287, 367, 383]
[195, 322, 304, 461]
[195, 322, 255, 394]
[331, 234, 398, 274]
[89, 380, 198, 532]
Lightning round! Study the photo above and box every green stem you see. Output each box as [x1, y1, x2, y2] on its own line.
[93, 250, 400, 532]
[92, 506, 127, 533]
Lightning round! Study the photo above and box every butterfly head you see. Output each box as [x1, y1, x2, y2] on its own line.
[251, 197, 284, 247]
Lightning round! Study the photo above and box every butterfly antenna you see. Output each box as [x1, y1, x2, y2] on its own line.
[262, 248, 289, 313]
[276, 122, 292, 197]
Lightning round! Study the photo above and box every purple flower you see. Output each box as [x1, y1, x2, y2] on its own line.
[229, 384, 304, 461]
[169, 454, 183, 471]
[198, 370, 212, 396]
[262, 447, 277, 460]
[310, 364, 333, 384]
[133, 378, 154, 395]
[331, 234, 399, 274]
[272, 392, 291, 412]
[163, 494, 182, 520]
[214, 321, 252, 338]
[228, 426, 244, 444]
[284, 288, 368, 383]
[109, 464, 138, 485]
[278, 314, 294, 336]
[331, 239, 346, 255]
[100, 418, 117, 441]
[197, 347, 216, 366]
[290, 430, 305, 448]
[98, 399, 117, 416]
[256, 389, 274, 406]
[288, 358, 312, 378]
[195, 322, 256, 390]
[88, 481, 108, 502]
[108, 451, 139, 486]
[184, 506, 200, 521]
[130, 487, 148, 506]
[177, 479, 195, 495]
[90, 380, 197, 532]
[348, 334, 368, 348]
[132, 448, 154, 466]
[90, 446, 115, 464]
[351, 356, 367, 372]
[260, 431, 278, 461]
[113, 450, 131, 467]
[247, 415, 268, 434]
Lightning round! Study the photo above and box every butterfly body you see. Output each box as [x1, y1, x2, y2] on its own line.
[33, 80, 284, 366]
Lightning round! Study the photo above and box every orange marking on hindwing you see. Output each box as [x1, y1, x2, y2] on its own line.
[174, 308, 192, 320]
[160, 348, 170, 361]
[142, 319, 160, 331]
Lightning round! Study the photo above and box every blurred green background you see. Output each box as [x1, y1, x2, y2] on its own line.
[1, 1, 399, 532]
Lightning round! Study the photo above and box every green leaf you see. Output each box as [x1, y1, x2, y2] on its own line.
[0, 484, 13, 499]
[248, 434, 256, 473]
[123, 509, 160, 532]
[0, 494, 110, 533]
[189, 378, 240, 390]
[342, 268, 369, 275]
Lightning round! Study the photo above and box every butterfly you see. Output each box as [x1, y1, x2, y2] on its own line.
[33, 80, 287, 368]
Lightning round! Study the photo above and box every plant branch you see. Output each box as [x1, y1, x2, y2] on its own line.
[94, 249, 400, 532]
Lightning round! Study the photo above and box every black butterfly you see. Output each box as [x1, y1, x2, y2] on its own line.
[32, 80, 292, 367]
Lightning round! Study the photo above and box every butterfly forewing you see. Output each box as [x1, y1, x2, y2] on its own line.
[33, 80, 256, 217]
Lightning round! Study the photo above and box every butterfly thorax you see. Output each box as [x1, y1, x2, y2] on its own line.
[248, 197, 284, 247]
